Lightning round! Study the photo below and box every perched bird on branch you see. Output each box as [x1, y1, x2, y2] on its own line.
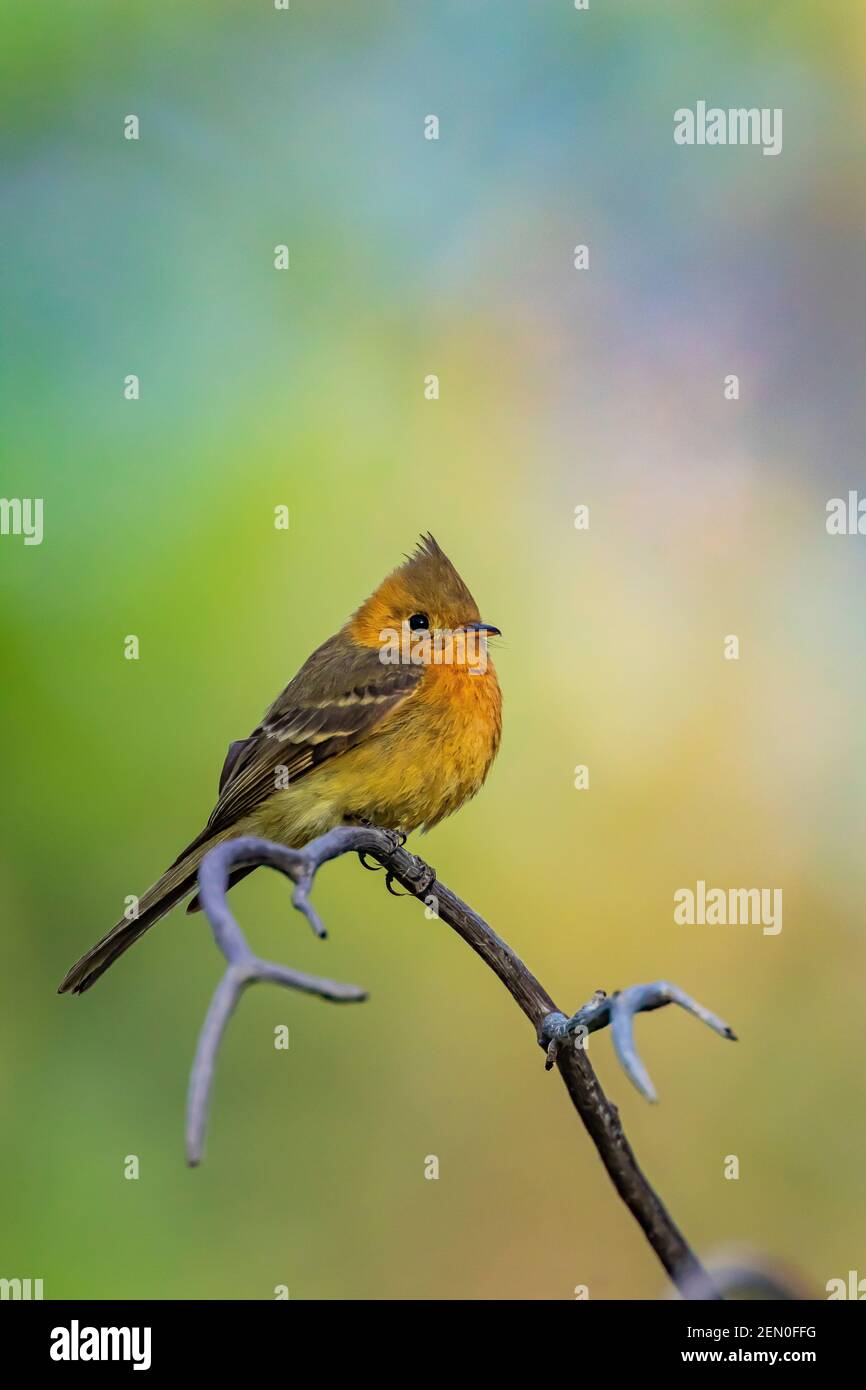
[59, 534, 502, 995]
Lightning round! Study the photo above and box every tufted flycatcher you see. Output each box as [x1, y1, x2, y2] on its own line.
[59, 535, 501, 994]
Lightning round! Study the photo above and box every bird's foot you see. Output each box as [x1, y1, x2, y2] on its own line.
[357, 825, 405, 873]
[357, 828, 406, 891]
[356, 829, 435, 898]
[540, 981, 736, 1103]
[387, 853, 436, 900]
[380, 831, 436, 898]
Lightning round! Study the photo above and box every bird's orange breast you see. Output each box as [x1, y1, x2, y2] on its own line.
[408, 659, 502, 826]
[296, 658, 502, 835]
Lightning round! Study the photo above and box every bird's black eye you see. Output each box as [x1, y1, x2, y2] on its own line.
[408, 612, 430, 631]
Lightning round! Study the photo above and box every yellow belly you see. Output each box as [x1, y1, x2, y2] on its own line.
[251, 663, 501, 845]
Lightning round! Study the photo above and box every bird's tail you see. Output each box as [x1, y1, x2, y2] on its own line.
[57, 831, 228, 996]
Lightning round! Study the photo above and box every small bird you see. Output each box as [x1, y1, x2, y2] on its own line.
[59, 534, 502, 994]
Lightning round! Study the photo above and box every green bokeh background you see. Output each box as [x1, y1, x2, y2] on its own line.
[1, 2, 864, 1298]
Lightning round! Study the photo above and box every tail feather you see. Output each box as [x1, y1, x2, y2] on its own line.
[186, 864, 257, 913]
[57, 837, 223, 995]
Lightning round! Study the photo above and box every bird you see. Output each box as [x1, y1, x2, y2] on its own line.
[58, 534, 502, 995]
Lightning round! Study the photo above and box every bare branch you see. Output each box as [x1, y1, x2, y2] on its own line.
[187, 827, 736, 1299]
[542, 981, 736, 1103]
[185, 836, 368, 1166]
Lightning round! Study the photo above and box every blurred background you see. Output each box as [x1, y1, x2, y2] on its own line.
[1, 0, 864, 1299]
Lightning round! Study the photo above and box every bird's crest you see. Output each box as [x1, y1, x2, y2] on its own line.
[349, 533, 481, 643]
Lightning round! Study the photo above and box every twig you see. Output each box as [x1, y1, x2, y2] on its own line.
[187, 827, 736, 1300]
[185, 837, 367, 1166]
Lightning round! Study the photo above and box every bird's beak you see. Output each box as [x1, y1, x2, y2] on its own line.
[461, 621, 501, 637]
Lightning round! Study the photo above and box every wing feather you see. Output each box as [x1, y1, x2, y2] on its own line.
[203, 634, 420, 839]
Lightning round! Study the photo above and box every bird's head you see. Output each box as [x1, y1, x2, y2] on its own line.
[347, 534, 500, 669]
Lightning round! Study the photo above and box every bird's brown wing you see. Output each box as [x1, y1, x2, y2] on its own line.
[218, 739, 251, 794]
[62, 635, 422, 992]
[200, 633, 421, 842]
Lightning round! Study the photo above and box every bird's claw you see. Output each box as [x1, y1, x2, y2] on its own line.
[357, 824, 406, 870]
[384, 856, 436, 898]
[357, 831, 434, 899]
[540, 981, 736, 1103]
